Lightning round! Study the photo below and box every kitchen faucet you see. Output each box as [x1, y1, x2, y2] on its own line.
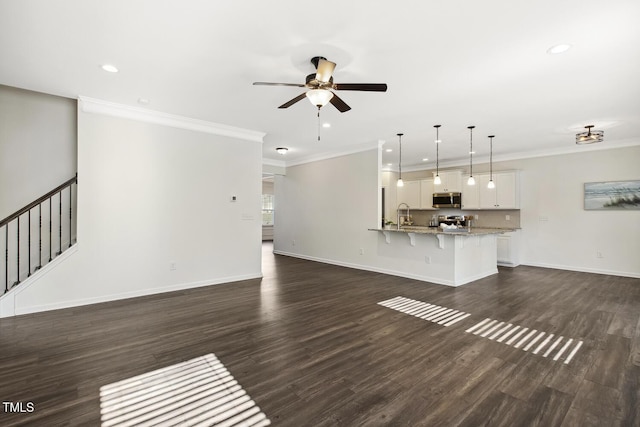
[397, 203, 410, 230]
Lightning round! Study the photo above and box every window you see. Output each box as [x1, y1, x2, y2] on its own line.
[262, 194, 274, 225]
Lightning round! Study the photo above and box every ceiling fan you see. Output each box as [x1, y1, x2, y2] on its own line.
[253, 56, 387, 112]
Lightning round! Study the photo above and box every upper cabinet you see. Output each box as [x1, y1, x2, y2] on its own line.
[419, 178, 435, 209]
[396, 180, 421, 208]
[433, 170, 462, 193]
[461, 175, 480, 209]
[478, 171, 520, 209]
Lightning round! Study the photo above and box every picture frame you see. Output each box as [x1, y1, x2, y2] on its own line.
[584, 180, 640, 210]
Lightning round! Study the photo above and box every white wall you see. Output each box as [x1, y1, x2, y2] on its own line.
[274, 145, 640, 281]
[494, 145, 640, 277]
[274, 149, 381, 264]
[0, 85, 76, 218]
[3, 100, 263, 316]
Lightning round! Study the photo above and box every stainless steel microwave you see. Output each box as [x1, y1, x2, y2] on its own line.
[433, 192, 462, 208]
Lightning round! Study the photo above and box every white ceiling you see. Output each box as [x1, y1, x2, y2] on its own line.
[1, 0, 639, 170]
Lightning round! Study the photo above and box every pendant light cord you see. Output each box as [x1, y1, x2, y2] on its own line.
[489, 135, 494, 180]
[398, 133, 402, 180]
[434, 125, 441, 176]
[468, 126, 474, 177]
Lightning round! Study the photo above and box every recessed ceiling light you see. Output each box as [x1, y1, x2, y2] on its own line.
[422, 158, 429, 162]
[101, 64, 119, 73]
[469, 151, 476, 154]
[387, 163, 393, 166]
[547, 44, 572, 54]
[385, 148, 393, 152]
[322, 122, 331, 128]
[435, 139, 442, 144]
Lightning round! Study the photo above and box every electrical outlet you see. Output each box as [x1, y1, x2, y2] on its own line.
[475, 215, 479, 220]
[291, 240, 296, 246]
[596, 251, 604, 259]
[425, 256, 431, 264]
[170, 262, 177, 271]
[505, 214, 511, 221]
[359, 248, 364, 255]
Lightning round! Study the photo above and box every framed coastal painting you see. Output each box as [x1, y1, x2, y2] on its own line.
[584, 180, 640, 210]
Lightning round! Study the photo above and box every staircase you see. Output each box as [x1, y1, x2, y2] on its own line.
[1, 175, 77, 294]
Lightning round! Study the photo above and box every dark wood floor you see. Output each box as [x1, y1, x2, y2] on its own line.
[1, 242, 639, 426]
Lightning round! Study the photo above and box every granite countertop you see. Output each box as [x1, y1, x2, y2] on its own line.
[369, 226, 518, 236]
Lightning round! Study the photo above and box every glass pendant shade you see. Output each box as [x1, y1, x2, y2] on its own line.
[467, 176, 476, 185]
[487, 179, 495, 189]
[434, 175, 441, 185]
[306, 89, 334, 107]
[397, 178, 404, 187]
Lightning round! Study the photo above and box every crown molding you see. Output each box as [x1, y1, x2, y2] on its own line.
[282, 141, 380, 167]
[78, 96, 265, 143]
[262, 157, 286, 168]
[399, 138, 640, 173]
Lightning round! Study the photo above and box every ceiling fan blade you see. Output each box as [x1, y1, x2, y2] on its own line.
[329, 92, 351, 113]
[333, 83, 388, 92]
[278, 92, 307, 109]
[253, 82, 305, 87]
[315, 59, 336, 83]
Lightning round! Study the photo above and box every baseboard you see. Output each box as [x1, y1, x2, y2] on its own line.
[273, 250, 472, 287]
[10, 272, 263, 317]
[520, 261, 640, 279]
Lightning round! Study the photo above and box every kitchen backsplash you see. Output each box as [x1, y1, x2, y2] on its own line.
[404, 208, 521, 228]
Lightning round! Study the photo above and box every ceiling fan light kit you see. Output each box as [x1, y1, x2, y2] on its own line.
[576, 125, 604, 144]
[306, 89, 333, 107]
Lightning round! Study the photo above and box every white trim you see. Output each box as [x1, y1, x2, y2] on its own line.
[79, 96, 265, 143]
[521, 261, 640, 279]
[0, 245, 79, 318]
[11, 272, 263, 317]
[273, 250, 496, 286]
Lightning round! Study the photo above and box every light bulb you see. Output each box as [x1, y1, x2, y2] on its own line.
[434, 175, 441, 185]
[467, 176, 476, 186]
[487, 180, 495, 189]
[397, 178, 404, 187]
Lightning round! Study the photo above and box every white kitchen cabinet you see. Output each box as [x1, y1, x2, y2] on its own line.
[497, 230, 521, 267]
[396, 180, 421, 208]
[419, 178, 435, 209]
[433, 170, 462, 193]
[479, 171, 519, 209]
[461, 174, 480, 209]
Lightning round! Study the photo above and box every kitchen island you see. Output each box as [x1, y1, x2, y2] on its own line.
[368, 226, 515, 286]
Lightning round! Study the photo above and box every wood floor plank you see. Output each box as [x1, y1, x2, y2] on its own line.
[1, 242, 639, 426]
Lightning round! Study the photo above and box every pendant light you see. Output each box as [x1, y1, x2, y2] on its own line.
[487, 135, 495, 189]
[467, 126, 475, 185]
[396, 133, 404, 187]
[433, 125, 442, 185]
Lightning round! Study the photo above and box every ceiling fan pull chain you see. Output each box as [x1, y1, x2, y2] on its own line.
[317, 106, 321, 142]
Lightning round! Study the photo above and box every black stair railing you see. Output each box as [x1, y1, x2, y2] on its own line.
[1, 174, 77, 294]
